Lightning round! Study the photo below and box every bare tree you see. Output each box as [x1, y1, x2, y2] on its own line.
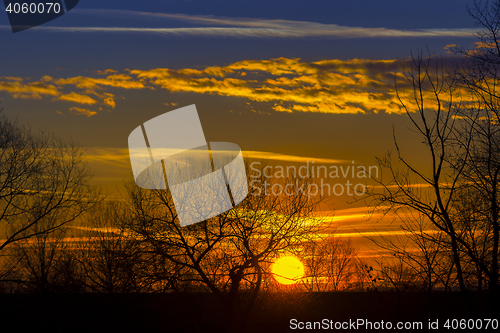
[366, 211, 456, 292]
[375, 256, 420, 292]
[76, 202, 148, 293]
[448, 0, 500, 293]
[302, 237, 359, 292]
[123, 162, 326, 331]
[0, 112, 97, 257]
[12, 217, 85, 292]
[365, 51, 472, 291]
[367, 34, 500, 295]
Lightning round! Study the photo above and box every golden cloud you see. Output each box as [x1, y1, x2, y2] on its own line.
[127, 57, 409, 114]
[0, 57, 460, 115]
[59, 92, 97, 105]
[94, 69, 118, 75]
[54, 74, 145, 90]
[69, 106, 97, 117]
[0, 78, 59, 99]
[0, 73, 141, 114]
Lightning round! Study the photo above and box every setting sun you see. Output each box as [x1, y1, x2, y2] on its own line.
[271, 256, 305, 285]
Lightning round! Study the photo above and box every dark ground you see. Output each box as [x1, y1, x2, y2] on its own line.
[0, 292, 497, 332]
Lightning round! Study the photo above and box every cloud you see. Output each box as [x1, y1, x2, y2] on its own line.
[0, 56, 464, 115]
[0, 77, 59, 99]
[59, 92, 97, 105]
[130, 57, 407, 114]
[0, 73, 138, 113]
[54, 74, 145, 90]
[17, 25, 478, 39]
[84, 147, 349, 170]
[94, 69, 119, 75]
[80, 147, 353, 189]
[69, 106, 97, 117]
[242, 151, 350, 164]
[42, 9, 477, 39]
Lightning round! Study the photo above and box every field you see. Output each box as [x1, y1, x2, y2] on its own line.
[1, 292, 496, 332]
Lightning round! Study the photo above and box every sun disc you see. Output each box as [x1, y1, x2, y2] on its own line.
[271, 255, 305, 285]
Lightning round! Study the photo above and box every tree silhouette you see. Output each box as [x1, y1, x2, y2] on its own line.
[367, 0, 500, 296]
[123, 162, 326, 332]
[0, 111, 97, 277]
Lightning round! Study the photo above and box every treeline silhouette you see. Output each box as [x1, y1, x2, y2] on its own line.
[366, 0, 500, 297]
[1, 1, 500, 331]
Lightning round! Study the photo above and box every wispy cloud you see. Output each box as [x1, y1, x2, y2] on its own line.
[1, 9, 479, 39]
[69, 106, 97, 117]
[82, 147, 352, 185]
[243, 151, 350, 164]
[85, 147, 349, 167]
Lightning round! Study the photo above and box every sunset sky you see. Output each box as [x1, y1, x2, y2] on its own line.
[0, 0, 482, 256]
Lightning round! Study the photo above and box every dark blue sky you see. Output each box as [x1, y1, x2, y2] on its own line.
[0, 0, 481, 145]
[60, 0, 475, 29]
[0, 0, 478, 77]
[0, 0, 487, 204]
